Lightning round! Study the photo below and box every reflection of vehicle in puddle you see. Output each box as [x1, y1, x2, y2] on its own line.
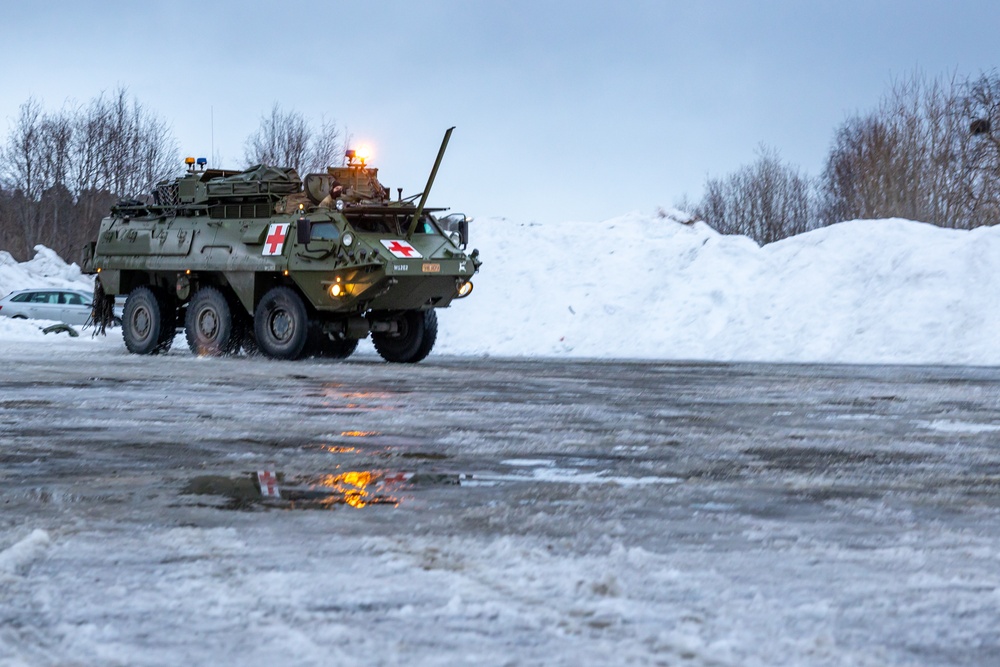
[182, 454, 679, 512]
[182, 470, 400, 511]
[182, 469, 467, 511]
[310, 471, 384, 509]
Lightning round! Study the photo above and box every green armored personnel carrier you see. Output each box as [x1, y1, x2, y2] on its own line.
[83, 128, 480, 362]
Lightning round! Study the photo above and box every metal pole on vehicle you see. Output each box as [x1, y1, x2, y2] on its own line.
[406, 127, 455, 239]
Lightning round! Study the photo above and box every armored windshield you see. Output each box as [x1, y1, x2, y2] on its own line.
[345, 212, 437, 235]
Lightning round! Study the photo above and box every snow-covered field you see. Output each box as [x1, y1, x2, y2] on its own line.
[2, 215, 998, 366]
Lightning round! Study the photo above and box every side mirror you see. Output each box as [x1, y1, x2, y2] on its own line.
[440, 213, 471, 249]
[296, 217, 312, 245]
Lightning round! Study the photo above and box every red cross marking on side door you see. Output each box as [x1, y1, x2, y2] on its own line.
[263, 224, 288, 256]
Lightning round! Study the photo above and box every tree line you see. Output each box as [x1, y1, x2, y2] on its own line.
[0, 88, 343, 262]
[4, 73, 999, 262]
[683, 70, 1000, 244]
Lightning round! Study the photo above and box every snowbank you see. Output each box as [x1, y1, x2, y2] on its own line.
[0, 245, 92, 296]
[2, 218, 998, 365]
[435, 215, 1000, 365]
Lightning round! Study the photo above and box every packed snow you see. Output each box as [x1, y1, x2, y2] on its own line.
[2, 215, 998, 366]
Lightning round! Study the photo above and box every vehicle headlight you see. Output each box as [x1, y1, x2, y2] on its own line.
[456, 281, 474, 298]
[342, 232, 355, 247]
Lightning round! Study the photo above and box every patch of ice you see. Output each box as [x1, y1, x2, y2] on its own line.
[920, 420, 1000, 434]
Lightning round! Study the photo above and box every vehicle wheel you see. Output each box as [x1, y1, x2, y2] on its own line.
[372, 310, 437, 363]
[253, 286, 309, 360]
[185, 286, 238, 356]
[123, 286, 175, 355]
[305, 324, 360, 359]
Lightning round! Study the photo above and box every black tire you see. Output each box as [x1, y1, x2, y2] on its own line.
[122, 286, 175, 355]
[184, 286, 238, 356]
[372, 310, 437, 363]
[253, 286, 309, 360]
[305, 323, 360, 360]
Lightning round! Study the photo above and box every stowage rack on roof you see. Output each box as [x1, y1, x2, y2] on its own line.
[204, 165, 302, 200]
[140, 164, 303, 212]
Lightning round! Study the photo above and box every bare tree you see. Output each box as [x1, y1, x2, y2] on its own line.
[243, 104, 344, 174]
[0, 89, 178, 260]
[696, 146, 814, 244]
[307, 116, 346, 173]
[0, 99, 46, 256]
[961, 71, 1000, 226]
[818, 71, 988, 229]
[2, 99, 45, 200]
[39, 109, 73, 193]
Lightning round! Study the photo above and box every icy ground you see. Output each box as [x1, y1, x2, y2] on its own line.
[2, 340, 1000, 666]
[2, 215, 999, 365]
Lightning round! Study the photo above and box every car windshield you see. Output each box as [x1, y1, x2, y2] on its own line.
[310, 222, 340, 241]
[345, 212, 437, 235]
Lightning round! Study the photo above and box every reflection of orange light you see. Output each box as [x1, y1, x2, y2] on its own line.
[319, 388, 399, 412]
[340, 431, 380, 438]
[323, 387, 395, 400]
[314, 471, 378, 508]
[322, 445, 358, 454]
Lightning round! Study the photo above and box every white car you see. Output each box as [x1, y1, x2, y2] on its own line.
[0, 288, 99, 326]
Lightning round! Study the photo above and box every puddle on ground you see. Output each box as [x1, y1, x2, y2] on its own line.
[183, 452, 682, 511]
[181, 469, 471, 511]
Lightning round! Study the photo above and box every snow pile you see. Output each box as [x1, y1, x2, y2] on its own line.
[0, 245, 91, 296]
[436, 215, 1000, 365]
[2, 217, 999, 365]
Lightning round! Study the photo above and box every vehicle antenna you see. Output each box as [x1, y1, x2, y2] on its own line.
[407, 127, 454, 239]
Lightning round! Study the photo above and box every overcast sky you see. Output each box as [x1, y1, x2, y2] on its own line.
[2, 1, 998, 224]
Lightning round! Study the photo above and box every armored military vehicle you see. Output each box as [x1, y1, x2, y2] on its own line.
[83, 128, 480, 362]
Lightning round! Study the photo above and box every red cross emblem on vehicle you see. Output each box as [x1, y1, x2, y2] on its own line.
[257, 470, 280, 498]
[263, 223, 289, 256]
[380, 239, 423, 259]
